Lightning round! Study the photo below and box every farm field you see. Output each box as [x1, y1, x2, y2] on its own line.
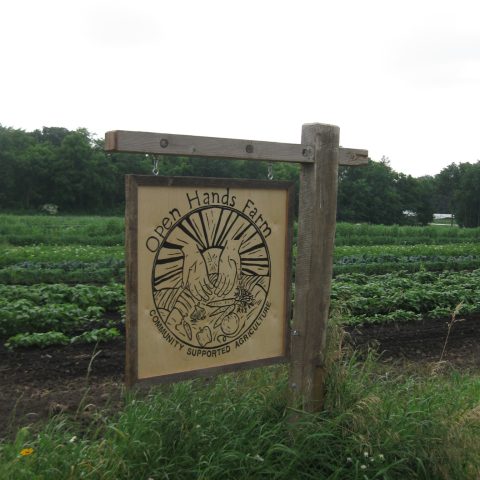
[1, 214, 480, 478]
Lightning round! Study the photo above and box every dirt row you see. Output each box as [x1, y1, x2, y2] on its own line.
[1, 315, 479, 439]
[346, 314, 480, 366]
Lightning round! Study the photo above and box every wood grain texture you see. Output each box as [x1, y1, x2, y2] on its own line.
[125, 175, 139, 388]
[130, 356, 288, 388]
[289, 123, 339, 412]
[338, 148, 369, 166]
[105, 130, 312, 163]
[105, 130, 367, 166]
[283, 182, 296, 359]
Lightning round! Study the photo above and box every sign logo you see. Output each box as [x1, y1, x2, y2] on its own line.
[149, 192, 272, 356]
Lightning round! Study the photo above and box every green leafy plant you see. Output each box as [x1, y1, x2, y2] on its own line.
[71, 327, 121, 344]
[5, 331, 69, 349]
[332, 269, 480, 326]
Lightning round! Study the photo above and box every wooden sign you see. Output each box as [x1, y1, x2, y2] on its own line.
[125, 175, 294, 386]
[107, 124, 368, 411]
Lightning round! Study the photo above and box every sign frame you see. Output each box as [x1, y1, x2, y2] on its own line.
[125, 174, 295, 387]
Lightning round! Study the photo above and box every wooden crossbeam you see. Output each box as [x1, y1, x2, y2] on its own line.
[339, 147, 369, 166]
[105, 130, 368, 166]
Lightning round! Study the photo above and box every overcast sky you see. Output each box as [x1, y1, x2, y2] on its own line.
[1, 0, 479, 177]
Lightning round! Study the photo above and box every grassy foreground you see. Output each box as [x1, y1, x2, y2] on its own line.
[1, 216, 480, 478]
[1, 346, 480, 479]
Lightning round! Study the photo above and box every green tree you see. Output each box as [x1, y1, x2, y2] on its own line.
[414, 176, 435, 225]
[434, 163, 461, 214]
[453, 162, 480, 227]
[48, 129, 118, 212]
[0, 126, 35, 209]
[31, 127, 70, 147]
[15, 142, 56, 209]
[337, 158, 403, 224]
[396, 174, 434, 225]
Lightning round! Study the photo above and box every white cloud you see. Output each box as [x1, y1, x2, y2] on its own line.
[1, 0, 479, 176]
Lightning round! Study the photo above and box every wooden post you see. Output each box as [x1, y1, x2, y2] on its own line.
[289, 123, 340, 412]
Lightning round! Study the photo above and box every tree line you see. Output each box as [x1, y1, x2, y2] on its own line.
[1, 125, 479, 227]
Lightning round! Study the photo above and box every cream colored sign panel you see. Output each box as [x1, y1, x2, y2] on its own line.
[128, 177, 293, 383]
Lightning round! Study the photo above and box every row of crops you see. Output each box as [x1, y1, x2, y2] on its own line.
[2, 215, 480, 246]
[0, 214, 479, 349]
[2, 243, 480, 285]
[333, 269, 480, 325]
[0, 218, 127, 348]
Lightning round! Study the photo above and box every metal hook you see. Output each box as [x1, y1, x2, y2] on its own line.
[267, 162, 273, 180]
[151, 154, 159, 176]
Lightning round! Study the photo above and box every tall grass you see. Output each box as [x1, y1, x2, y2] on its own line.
[1, 347, 479, 479]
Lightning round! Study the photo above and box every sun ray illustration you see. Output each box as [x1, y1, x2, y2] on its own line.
[196, 210, 211, 249]
[151, 205, 271, 349]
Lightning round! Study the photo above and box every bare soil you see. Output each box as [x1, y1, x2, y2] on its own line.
[0, 340, 125, 440]
[346, 314, 480, 367]
[1, 315, 479, 439]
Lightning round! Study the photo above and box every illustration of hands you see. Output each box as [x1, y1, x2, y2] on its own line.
[215, 239, 241, 297]
[181, 243, 213, 302]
